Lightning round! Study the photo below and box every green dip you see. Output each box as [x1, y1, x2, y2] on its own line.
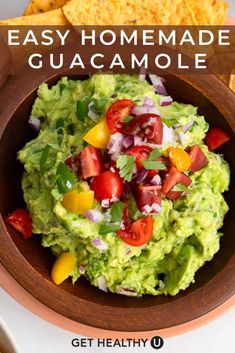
[18, 74, 230, 296]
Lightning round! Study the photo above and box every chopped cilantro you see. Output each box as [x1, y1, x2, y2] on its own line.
[67, 123, 75, 135]
[56, 162, 77, 194]
[110, 201, 125, 223]
[148, 148, 162, 161]
[116, 155, 135, 182]
[56, 118, 64, 129]
[172, 183, 191, 192]
[99, 223, 121, 235]
[142, 160, 166, 170]
[76, 97, 91, 122]
[40, 145, 50, 173]
[123, 116, 134, 124]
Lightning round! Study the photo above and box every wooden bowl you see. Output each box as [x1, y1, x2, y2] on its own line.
[0, 66, 235, 333]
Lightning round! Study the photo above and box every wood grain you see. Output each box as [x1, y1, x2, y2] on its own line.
[0, 63, 235, 332]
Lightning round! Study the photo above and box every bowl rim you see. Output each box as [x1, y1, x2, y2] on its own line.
[0, 65, 235, 333]
[1, 263, 234, 338]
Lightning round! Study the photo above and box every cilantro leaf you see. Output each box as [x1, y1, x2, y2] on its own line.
[116, 155, 135, 182]
[56, 162, 77, 194]
[148, 148, 161, 161]
[142, 160, 166, 170]
[76, 97, 91, 122]
[123, 116, 134, 124]
[99, 223, 121, 235]
[40, 145, 50, 173]
[172, 183, 191, 192]
[110, 201, 125, 223]
[92, 98, 108, 113]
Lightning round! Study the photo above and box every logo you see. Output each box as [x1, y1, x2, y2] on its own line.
[150, 336, 164, 349]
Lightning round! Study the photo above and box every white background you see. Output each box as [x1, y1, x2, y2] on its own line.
[0, 1, 235, 353]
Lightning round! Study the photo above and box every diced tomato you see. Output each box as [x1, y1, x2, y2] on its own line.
[205, 127, 230, 151]
[106, 99, 135, 133]
[80, 146, 104, 179]
[65, 155, 80, 174]
[117, 215, 153, 246]
[136, 185, 162, 212]
[128, 145, 152, 170]
[165, 191, 182, 200]
[90, 170, 124, 202]
[5, 209, 33, 239]
[162, 167, 192, 198]
[187, 145, 209, 172]
[126, 113, 163, 144]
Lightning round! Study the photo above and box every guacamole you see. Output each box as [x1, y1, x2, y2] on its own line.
[17, 74, 230, 296]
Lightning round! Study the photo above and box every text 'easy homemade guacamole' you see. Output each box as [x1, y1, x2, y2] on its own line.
[17, 74, 230, 296]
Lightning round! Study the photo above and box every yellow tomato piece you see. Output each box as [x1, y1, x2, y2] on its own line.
[83, 120, 111, 148]
[62, 184, 94, 215]
[51, 252, 77, 285]
[168, 147, 191, 172]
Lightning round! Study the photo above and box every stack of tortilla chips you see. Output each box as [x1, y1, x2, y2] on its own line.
[0, 0, 234, 92]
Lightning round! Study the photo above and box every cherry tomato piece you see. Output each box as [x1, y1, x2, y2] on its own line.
[126, 114, 163, 144]
[90, 171, 124, 202]
[128, 145, 152, 170]
[187, 145, 209, 172]
[205, 127, 230, 151]
[80, 146, 104, 179]
[5, 209, 32, 239]
[162, 167, 192, 200]
[106, 99, 135, 133]
[136, 185, 162, 212]
[117, 215, 153, 246]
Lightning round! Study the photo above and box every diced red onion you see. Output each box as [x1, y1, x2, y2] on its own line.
[85, 209, 104, 222]
[152, 203, 162, 214]
[177, 131, 189, 146]
[139, 66, 146, 82]
[107, 132, 124, 155]
[117, 287, 137, 296]
[151, 174, 162, 185]
[162, 124, 177, 147]
[110, 167, 116, 173]
[142, 204, 152, 214]
[182, 121, 194, 133]
[123, 135, 134, 149]
[149, 74, 167, 96]
[101, 199, 110, 208]
[136, 169, 148, 184]
[173, 123, 181, 128]
[143, 96, 154, 106]
[160, 96, 173, 107]
[132, 96, 161, 116]
[91, 238, 108, 251]
[79, 265, 86, 274]
[88, 102, 98, 121]
[97, 275, 108, 292]
[134, 135, 144, 146]
[132, 105, 160, 116]
[28, 116, 41, 132]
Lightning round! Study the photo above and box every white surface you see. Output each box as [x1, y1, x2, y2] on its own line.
[0, 1, 235, 353]
[0, 288, 235, 353]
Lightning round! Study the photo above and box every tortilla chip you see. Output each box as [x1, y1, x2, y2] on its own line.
[62, 0, 195, 26]
[24, 0, 69, 16]
[229, 74, 235, 92]
[185, 0, 228, 25]
[0, 8, 69, 25]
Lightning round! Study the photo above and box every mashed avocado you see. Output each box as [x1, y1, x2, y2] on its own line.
[18, 75, 230, 296]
